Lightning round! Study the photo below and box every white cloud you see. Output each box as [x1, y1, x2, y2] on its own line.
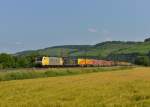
[88, 28, 98, 33]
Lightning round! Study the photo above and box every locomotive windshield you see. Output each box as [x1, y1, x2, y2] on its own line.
[35, 57, 43, 64]
[36, 57, 42, 61]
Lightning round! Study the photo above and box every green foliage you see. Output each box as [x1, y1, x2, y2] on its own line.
[135, 56, 150, 66]
[15, 56, 30, 67]
[0, 67, 133, 81]
[0, 53, 15, 69]
[0, 53, 40, 69]
[144, 38, 150, 42]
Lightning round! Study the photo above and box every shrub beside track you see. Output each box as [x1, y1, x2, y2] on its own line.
[0, 66, 133, 81]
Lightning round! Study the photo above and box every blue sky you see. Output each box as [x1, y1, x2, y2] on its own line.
[0, 0, 150, 53]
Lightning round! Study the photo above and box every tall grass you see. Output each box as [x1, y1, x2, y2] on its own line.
[0, 66, 133, 81]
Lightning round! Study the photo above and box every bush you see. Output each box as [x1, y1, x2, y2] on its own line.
[135, 56, 150, 66]
[0, 53, 15, 69]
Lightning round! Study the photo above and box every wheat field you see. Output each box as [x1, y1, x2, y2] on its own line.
[0, 67, 150, 107]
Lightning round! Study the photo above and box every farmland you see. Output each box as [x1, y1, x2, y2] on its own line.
[0, 67, 150, 107]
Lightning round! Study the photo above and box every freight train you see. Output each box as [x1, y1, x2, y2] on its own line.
[35, 56, 132, 67]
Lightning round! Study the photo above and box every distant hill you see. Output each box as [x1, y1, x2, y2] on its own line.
[15, 45, 92, 57]
[15, 38, 150, 62]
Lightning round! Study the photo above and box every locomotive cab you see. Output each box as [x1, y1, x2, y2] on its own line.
[35, 56, 50, 66]
[35, 57, 43, 66]
[35, 57, 42, 63]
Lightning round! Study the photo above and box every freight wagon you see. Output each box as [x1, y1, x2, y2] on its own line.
[77, 59, 94, 66]
[114, 61, 132, 66]
[63, 57, 78, 66]
[77, 59, 115, 67]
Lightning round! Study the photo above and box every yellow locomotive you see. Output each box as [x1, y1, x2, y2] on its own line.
[36, 57, 63, 66]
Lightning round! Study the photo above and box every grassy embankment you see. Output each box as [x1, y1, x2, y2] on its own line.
[0, 66, 132, 81]
[0, 67, 150, 107]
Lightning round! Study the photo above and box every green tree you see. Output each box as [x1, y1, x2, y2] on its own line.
[15, 56, 30, 68]
[135, 56, 150, 66]
[0, 53, 15, 69]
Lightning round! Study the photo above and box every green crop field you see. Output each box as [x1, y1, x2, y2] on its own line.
[0, 67, 150, 107]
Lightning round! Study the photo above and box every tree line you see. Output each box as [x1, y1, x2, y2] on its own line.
[134, 54, 150, 66]
[0, 53, 39, 69]
[0, 52, 150, 69]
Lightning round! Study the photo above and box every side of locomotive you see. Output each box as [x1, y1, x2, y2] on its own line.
[41, 57, 63, 66]
[36, 56, 78, 67]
